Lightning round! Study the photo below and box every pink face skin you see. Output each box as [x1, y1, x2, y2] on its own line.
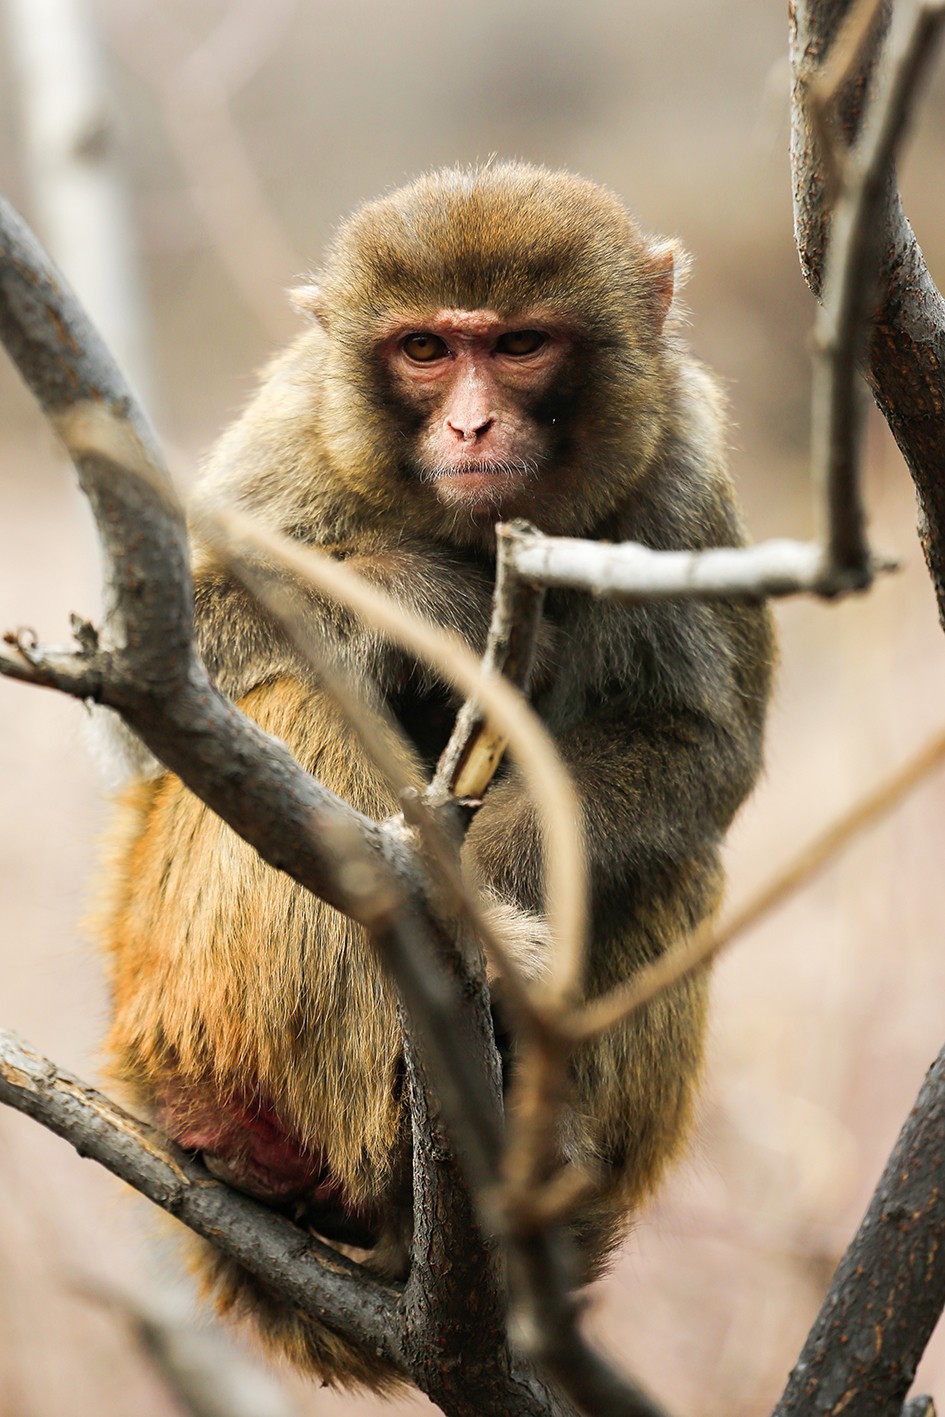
[381, 309, 572, 516]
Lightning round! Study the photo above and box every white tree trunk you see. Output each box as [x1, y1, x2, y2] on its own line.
[3, 0, 153, 405]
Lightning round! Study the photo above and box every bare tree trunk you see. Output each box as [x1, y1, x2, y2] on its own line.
[3, 0, 153, 403]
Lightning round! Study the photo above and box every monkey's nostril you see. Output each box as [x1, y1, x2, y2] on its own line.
[446, 415, 495, 441]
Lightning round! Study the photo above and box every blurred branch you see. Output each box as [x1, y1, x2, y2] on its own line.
[802, 0, 887, 193]
[211, 518, 551, 1024]
[100, 0, 302, 340]
[210, 507, 590, 1008]
[179, 0, 302, 95]
[76, 1276, 298, 1417]
[772, 1046, 945, 1416]
[571, 718, 945, 1042]
[2, 0, 154, 401]
[812, 0, 887, 105]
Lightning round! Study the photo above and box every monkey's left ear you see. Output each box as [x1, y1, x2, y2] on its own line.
[289, 282, 328, 327]
[646, 240, 687, 333]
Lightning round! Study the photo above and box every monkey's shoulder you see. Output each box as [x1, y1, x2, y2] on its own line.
[188, 528, 500, 705]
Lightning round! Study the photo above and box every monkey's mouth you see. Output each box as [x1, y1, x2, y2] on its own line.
[420, 457, 540, 507]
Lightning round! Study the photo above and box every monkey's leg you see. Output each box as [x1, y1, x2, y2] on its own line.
[97, 676, 419, 1389]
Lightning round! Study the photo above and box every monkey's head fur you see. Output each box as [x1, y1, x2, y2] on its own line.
[285, 162, 691, 546]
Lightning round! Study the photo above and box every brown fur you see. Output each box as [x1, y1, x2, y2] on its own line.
[96, 162, 775, 1389]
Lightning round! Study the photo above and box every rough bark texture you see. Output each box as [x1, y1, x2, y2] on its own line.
[772, 1048, 945, 1416]
[0, 1031, 402, 1361]
[791, 0, 945, 622]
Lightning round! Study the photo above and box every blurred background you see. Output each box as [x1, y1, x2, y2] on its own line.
[1, 2, 945, 1414]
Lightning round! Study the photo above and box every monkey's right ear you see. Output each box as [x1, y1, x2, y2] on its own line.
[289, 282, 328, 327]
[645, 239, 690, 333]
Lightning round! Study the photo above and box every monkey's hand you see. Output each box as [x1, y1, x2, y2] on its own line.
[480, 891, 552, 985]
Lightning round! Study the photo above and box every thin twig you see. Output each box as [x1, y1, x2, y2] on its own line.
[810, 0, 888, 108]
[430, 520, 547, 801]
[503, 530, 894, 602]
[571, 719, 945, 1042]
[802, 0, 889, 196]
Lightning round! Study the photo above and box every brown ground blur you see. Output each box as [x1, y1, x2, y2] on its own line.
[2, 3, 945, 1414]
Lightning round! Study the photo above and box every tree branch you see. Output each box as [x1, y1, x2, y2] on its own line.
[0, 1030, 404, 1364]
[792, 0, 945, 621]
[209, 507, 589, 1006]
[429, 519, 547, 801]
[810, 0, 945, 579]
[571, 718, 945, 1042]
[501, 530, 894, 603]
[772, 1046, 945, 1416]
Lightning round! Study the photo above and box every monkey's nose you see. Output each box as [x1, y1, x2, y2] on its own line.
[446, 415, 495, 442]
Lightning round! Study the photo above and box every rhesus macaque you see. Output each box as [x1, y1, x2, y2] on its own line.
[97, 162, 774, 1388]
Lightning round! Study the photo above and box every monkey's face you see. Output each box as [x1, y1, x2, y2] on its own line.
[310, 162, 684, 541]
[378, 307, 573, 519]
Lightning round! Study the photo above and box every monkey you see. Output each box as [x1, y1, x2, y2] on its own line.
[95, 162, 775, 1390]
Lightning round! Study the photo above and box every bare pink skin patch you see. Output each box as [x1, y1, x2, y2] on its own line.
[156, 1083, 379, 1243]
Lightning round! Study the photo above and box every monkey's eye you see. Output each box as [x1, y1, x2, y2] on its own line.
[496, 330, 547, 356]
[402, 333, 449, 363]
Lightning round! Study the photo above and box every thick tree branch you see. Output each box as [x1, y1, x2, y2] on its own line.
[811, 0, 945, 578]
[772, 1047, 945, 1416]
[792, 0, 945, 621]
[0, 195, 403, 920]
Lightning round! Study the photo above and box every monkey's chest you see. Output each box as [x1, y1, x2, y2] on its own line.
[388, 681, 460, 770]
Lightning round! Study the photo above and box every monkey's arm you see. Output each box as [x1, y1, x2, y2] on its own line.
[464, 592, 775, 985]
[189, 540, 496, 704]
[461, 592, 773, 1238]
